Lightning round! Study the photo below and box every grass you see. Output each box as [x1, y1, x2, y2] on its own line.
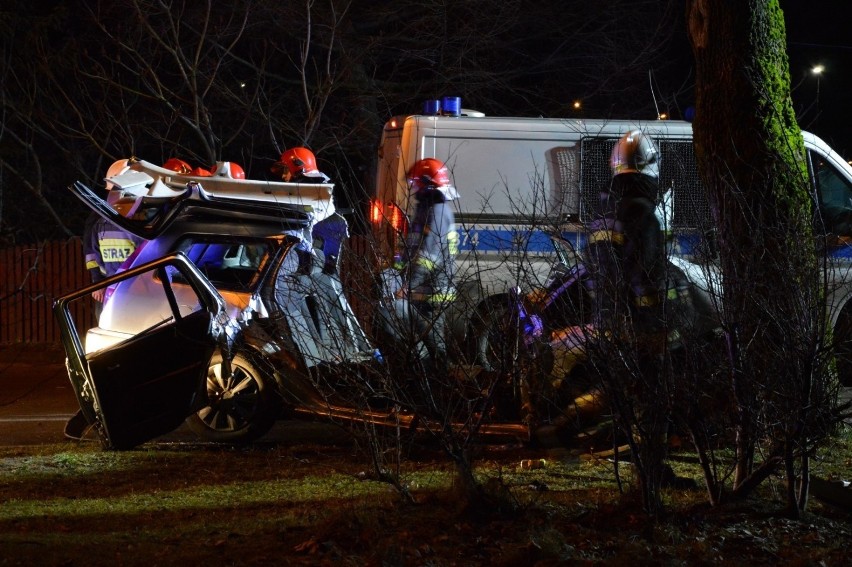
[1, 430, 852, 566]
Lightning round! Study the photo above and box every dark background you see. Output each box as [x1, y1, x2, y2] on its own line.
[782, 1, 852, 158]
[0, 1, 848, 244]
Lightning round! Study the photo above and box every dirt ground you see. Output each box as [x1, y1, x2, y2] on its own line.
[2, 342, 852, 565]
[2, 433, 852, 565]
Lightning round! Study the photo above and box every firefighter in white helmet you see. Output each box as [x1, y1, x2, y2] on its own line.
[83, 159, 146, 316]
[584, 130, 699, 492]
[586, 129, 669, 334]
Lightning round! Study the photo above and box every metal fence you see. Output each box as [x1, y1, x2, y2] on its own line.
[0, 239, 96, 345]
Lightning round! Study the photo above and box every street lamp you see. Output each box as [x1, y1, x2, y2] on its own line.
[812, 64, 824, 126]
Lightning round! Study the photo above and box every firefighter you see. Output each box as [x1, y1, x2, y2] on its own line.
[272, 147, 331, 184]
[585, 130, 697, 492]
[84, 160, 147, 316]
[586, 129, 669, 337]
[82, 213, 144, 309]
[391, 158, 460, 366]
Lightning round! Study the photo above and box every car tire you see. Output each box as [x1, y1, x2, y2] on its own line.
[186, 351, 280, 444]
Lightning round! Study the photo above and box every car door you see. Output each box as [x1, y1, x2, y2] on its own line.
[54, 253, 229, 449]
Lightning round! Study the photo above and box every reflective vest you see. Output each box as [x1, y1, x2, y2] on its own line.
[402, 192, 459, 303]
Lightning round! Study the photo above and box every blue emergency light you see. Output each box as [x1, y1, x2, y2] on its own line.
[441, 96, 461, 116]
[423, 99, 441, 115]
[421, 96, 463, 116]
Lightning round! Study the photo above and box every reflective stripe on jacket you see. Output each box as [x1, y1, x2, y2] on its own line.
[83, 214, 145, 281]
[403, 192, 458, 301]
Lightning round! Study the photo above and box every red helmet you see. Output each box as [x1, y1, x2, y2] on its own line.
[229, 162, 246, 179]
[275, 147, 318, 181]
[407, 158, 451, 194]
[163, 158, 192, 175]
[210, 162, 246, 179]
[190, 166, 213, 177]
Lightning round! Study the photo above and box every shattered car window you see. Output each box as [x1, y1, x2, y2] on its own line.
[165, 237, 273, 292]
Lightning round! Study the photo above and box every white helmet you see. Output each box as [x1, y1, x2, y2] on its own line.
[610, 130, 660, 179]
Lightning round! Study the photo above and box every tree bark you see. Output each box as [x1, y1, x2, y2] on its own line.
[686, 0, 818, 493]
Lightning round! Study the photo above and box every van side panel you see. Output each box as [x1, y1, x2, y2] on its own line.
[373, 115, 852, 346]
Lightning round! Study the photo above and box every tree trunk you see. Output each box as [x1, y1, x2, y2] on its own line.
[686, 0, 818, 490]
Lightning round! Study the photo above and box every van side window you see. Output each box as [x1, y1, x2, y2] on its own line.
[579, 138, 710, 232]
[659, 140, 711, 232]
[812, 151, 852, 237]
[548, 145, 582, 218]
[579, 138, 615, 220]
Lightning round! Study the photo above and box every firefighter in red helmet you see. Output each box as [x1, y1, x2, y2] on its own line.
[386, 158, 459, 369]
[273, 147, 330, 184]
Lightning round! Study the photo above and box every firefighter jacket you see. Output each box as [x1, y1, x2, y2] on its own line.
[585, 173, 671, 334]
[83, 213, 145, 283]
[402, 190, 459, 303]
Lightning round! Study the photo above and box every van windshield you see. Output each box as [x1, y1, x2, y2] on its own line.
[813, 151, 852, 237]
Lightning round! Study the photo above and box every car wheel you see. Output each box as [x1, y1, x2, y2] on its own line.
[186, 351, 280, 443]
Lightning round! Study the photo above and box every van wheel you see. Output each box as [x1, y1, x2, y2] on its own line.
[187, 352, 280, 444]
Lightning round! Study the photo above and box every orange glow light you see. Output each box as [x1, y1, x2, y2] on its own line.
[370, 201, 383, 225]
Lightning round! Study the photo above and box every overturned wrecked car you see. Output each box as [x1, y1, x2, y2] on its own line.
[57, 159, 381, 448]
[56, 158, 626, 450]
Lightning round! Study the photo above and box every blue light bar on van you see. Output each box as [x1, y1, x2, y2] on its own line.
[441, 96, 461, 116]
[423, 99, 441, 115]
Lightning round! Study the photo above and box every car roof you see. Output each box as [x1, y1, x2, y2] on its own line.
[70, 180, 315, 241]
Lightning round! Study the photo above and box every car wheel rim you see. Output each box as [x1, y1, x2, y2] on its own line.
[197, 362, 261, 432]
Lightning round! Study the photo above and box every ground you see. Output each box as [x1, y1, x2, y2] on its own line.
[2, 432, 852, 566]
[1, 343, 852, 565]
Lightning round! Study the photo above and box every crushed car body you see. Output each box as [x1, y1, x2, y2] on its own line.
[56, 158, 384, 449]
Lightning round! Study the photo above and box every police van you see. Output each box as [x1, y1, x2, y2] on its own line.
[370, 97, 852, 377]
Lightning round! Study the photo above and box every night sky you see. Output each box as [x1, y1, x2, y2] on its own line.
[782, 0, 852, 159]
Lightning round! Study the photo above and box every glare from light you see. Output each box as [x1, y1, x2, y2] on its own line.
[812, 64, 825, 75]
[572, 100, 582, 110]
[658, 113, 668, 120]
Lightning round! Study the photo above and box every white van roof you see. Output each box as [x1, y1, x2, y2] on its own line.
[384, 114, 696, 139]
